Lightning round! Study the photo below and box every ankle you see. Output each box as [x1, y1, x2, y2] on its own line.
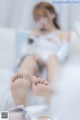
[16, 99, 27, 107]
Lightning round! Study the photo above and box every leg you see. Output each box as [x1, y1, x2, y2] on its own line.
[12, 55, 40, 83]
[10, 56, 40, 107]
[18, 56, 40, 77]
[47, 54, 60, 83]
[32, 55, 59, 104]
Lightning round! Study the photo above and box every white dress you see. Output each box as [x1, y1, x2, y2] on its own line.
[19, 30, 70, 64]
[0, 30, 70, 111]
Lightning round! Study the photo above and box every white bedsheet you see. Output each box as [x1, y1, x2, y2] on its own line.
[0, 68, 46, 110]
[0, 68, 13, 99]
[52, 64, 80, 120]
[0, 62, 80, 120]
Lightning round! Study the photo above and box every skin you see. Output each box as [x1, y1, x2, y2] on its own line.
[10, 10, 69, 107]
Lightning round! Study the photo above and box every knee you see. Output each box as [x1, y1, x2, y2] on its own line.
[23, 56, 35, 63]
[48, 54, 56, 62]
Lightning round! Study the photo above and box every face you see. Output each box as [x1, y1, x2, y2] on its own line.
[35, 11, 55, 30]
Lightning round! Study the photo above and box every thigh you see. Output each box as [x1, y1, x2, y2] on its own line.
[17, 55, 40, 76]
[18, 55, 38, 68]
[47, 54, 60, 76]
[47, 54, 60, 67]
[32, 54, 46, 70]
[46, 54, 60, 82]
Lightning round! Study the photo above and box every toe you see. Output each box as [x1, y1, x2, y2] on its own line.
[37, 78, 42, 83]
[44, 80, 49, 86]
[15, 74, 18, 79]
[11, 73, 20, 83]
[32, 76, 38, 86]
[19, 73, 23, 79]
[11, 76, 15, 82]
[38, 78, 45, 84]
[15, 72, 24, 79]
[16, 73, 22, 79]
[11, 74, 17, 82]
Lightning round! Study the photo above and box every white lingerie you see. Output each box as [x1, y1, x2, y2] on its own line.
[20, 30, 70, 63]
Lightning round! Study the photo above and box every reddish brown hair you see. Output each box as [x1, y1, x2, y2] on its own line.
[33, 2, 60, 29]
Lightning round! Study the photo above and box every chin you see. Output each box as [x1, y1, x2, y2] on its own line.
[44, 26, 48, 30]
[40, 26, 48, 31]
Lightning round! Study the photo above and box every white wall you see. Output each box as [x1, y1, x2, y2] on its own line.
[40, 0, 80, 30]
[0, 0, 39, 30]
[0, 0, 80, 68]
[0, 28, 16, 68]
[0, 0, 80, 30]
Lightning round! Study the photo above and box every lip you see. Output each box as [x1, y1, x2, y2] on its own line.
[42, 24, 46, 27]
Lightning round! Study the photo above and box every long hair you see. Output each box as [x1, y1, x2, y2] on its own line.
[33, 2, 60, 29]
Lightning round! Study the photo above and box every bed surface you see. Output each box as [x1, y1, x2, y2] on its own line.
[0, 61, 80, 120]
[0, 28, 80, 120]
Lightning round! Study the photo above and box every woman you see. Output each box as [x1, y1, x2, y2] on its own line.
[10, 2, 70, 107]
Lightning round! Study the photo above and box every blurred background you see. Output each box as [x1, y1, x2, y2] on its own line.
[0, 1, 80, 119]
[0, 0, 80, 30]
[0, 0, 80, 68]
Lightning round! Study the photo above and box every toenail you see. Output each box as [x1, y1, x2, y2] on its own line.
[33, 76, 36, 78]
[45, 84, 48, 86]
[35, 82, 37, 86]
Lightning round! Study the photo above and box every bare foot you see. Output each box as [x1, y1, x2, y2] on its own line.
[11, 72, 31, 85]
[10, 73, 31, 106]
[32, 76, 54, 103]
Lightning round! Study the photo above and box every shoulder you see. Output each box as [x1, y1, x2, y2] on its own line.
[58, 31, 70, 41]
[31, 29, 39, 36]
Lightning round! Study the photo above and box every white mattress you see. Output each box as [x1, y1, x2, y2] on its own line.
[0, 60, 80, 120]
[0, 68, 13, 100]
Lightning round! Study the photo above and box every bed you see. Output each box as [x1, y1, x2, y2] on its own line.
[0, 27, 80, 120]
